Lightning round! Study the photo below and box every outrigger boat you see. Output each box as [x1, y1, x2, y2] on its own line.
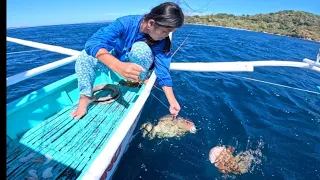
[6, 33, 320, 180]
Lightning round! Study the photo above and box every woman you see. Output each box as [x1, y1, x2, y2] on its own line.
[71, 2, 184, 119]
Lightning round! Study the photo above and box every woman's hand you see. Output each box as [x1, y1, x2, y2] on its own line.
[115, 61, 145, 82]
[161, 86, 181, 117]
[96, 49, 144, 82]
[169, 100, 181, 117]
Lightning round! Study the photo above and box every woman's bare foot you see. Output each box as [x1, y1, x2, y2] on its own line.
[70, 95, 92, 120]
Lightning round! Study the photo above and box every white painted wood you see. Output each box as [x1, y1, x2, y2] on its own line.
[171, 60, 320, 72]
[303, 58, 320, 68]
[7, 37, 80, 56]
[171, 62, 254, 72]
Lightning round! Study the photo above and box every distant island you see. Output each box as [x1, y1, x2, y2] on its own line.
[185, 10, 320, 42]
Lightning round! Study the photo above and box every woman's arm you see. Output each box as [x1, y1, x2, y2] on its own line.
[96, 48, 144, 82]
[162, 86, 181, 117]
[85, 17, 144, 82]
[84, 18, 124, 57]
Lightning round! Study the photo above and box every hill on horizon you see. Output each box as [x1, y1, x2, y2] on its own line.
[185, 10, 320, 42]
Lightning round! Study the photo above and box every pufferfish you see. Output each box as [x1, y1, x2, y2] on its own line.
[140, 114, 197, 140]
[209, 146, 253, 175]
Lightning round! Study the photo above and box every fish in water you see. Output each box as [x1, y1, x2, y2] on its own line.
[209, 146, 255, 175]
[140, 114, 197, 140]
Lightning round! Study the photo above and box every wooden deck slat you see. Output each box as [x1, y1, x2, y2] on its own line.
[7, 96, 117, 167]
[55, 155, 88, 180]
[57, 87, 135, 155]
[20, 104, 77, 142]
[6, 110, 78, 164]
[39, 104, 108, 151]
[81, 102, 128, 157]
[25, 103, 99, 146]
[7, 85, 140, 179]
[6, 103, 93, 161]
[75, 94, 135, 158]
[6, 105, 74, 158]
[63, 92, 136, 157]
[7, 103, 109, 178]
[8, 150, 69, 179]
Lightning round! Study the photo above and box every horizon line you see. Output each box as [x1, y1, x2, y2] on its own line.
[7, 9, 320, 29]
[7, 20, 115, 29]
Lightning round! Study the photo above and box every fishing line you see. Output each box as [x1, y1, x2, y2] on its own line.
[150, 74, 191, 117]
[178, 0, 212, 14]
[150, 92, 170, 109]
[171, 33, 190, 58]
[223, 73, 320, 95]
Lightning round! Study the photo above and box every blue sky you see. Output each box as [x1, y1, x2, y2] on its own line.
[7, 0, 320, 28]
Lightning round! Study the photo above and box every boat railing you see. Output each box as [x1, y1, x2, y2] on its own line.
[7, 37, 80, 87]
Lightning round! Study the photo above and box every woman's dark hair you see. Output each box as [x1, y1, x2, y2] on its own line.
[144, 2, 184, 28]
[143, 2, 184, 53]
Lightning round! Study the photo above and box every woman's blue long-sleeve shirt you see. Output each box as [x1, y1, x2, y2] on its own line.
[84, 15, 173, 87]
